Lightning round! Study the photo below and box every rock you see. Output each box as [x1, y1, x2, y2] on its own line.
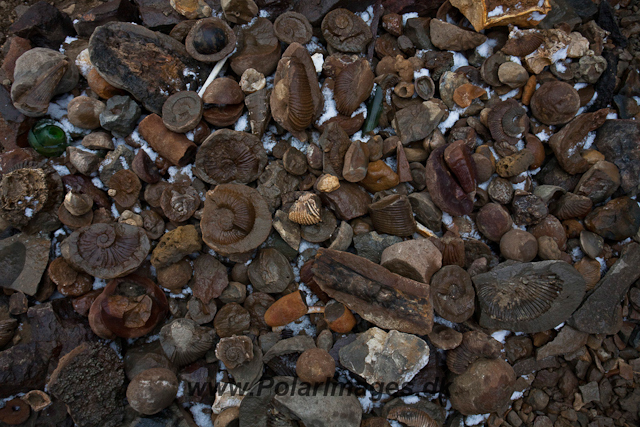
[82, 131, 114, 151]
[247, 248, 294, 293]
[594, 120, 640, 196]
[449, 358, 516, 416]
[67, 146, 101, 175]
[150, 225, 202, 269]
[574, 160, 620, 204]
[74, 0, 140, 38]
[99, 95, 141, 138]
[99, 144, 134, 184]
[584, 197, 640, 241]
[473, 260, 586, 333]
[570, 243, 640, 334]
[408, 192, 442, 232]
[536, 326, 588, 360]
[0, 233, 50, 295]
[393, 101, 445, 145]
[353, 231, 403, 264]
[0, 36, 31, 84]
[404, 18, 433, 49]
[429, 19, 487, 51]
[9, 1, 75, 49]
[272, 377, 362, 427]
[339, 327, 430, 389]
[89, 22, 209, 114]
[127, 368, 179, 415]
[381, 239, 442, 283]
[319, 182, 371, 220]
[360, 160, 400, 192]
[68, 96, 106, 130]
[328, 221, 353, 251]
[256, 160, 301, 212]
[190, 254, 228, 304]
[138, 114, 197, 167]
[527, 389, 550, 411]
[273, 210, 301, 251]
[579, 381, 600, 403]
[134, 0, 186, 29]
[313, 248, 434, 335]
[0, 86, 34, 151]
[0, 342, 48, 398]
[48, 342, 125, 427]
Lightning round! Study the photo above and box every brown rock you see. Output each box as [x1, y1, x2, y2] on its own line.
[87, 68, 126, 99]
[476, 203, 513, 242]
[536, 326, 588, 360]
[584, 197, 640, 241]
[381, 239, 443, 283]
[150, 225, 202, 269]
[430, 19, 487, 51]
[296, 348, 336, 385]
[500, 229, 538, 262]
[319, 182, 371, 220]
[67, 96, 106, 130]
[574, 160, 621, 204]
[138, 113, 197, 167]
[0, 37, 31, 83]
[360, 160, 400, 192]
[126, 368, 179, 415]
[450, 358, 516, 415]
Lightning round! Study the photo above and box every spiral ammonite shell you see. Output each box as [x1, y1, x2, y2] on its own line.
[201, 183, 272, 255]
[61, 223, 150, 279]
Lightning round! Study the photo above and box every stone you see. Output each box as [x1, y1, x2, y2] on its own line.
[134, 0, 186, 29]
[339, 327, 430, 389]
[473, 260, 586, 333]
[190, 254, 228, 304]
[82, 131, 114, 151]
[319, 182, 371, 221]
[404, 18, 433, 49]
[595, 120, 640, 196]
[48, 342, 125, 427]
[68, 96, 106, 130]
[138, 114, 197, 167]
[0, 233, 50, 296]
[273, 210, 301, 251]
[579, 381, 600, 403]
[328, 221, 353, 251]
[0, 37, 31, 84]
[99, 95, 141, 138]
[381, 239, 442, 283]
[74, 0, 140, 38]
[536, 326, 588, 360]
[574, 160, 620, 204]
[89, 22, 209, 114]
[353, 231, 403, 264]
[393, 101, 445, 145]
[570, 243, 640, 335]
[408, 192, 442, 232]
[449, 358, 516, 416]
[0, 342, 48, 398]
[0, 86, 34, 151]
[313, 248, 434, 335]
[9, 1, 75, 49]
[99, 144, 134, 184]
[67, 146, 101, 175]
[429, 19, 487, 51]
[150, 225, 202, 269]
[256, 160, 301, 212]
[527, 389, 550, 411]
[247, 248, 294, 293]
[360, 160, 400, 192]
[584, 197, 640, 241]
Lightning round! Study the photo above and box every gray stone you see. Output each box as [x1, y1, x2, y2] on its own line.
[595, 120, 640, 196]
[273, 210, 301, 251]
[353, 231, 402, 264]
[570, 243, 640, 334]
[328, 220, 353, 252]
[82, 131, 114, 150]
[527, 389, 550, 411]
[339, 327, 430, 389]
[256, 160, 301, 212]
[380, 239, 442, 283]
[536, 325, 588, 360]
[99, 144, 134, 184]
[579, 381, 600, 403]
[9, 1, 75, 49]
[408, 192, 442, 232]
[68, 146, 101, 175]
[393, 100, 445, 145]
[0, 233, 50, 296]
[404, 17, 433, 50]
[473, 261, 586, 333]
[99, 95, 141, 138]
[247, 248, 294, 294]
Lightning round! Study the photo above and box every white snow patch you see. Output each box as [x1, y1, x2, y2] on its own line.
[52, 164, 71, 177]
[312, 53, 324, 73]
[499, 88, 520, 101]
[476, 38, 498, 58]
[356, 5, 375, 26]
[465, 414, 490, 426]
[451, 52, 469, 71]
[401, 395, 421, 404]
[438, 109, 460, 133]
[491, 330, 511, 344]
[317, 85, 339, 125]
[488, 6, 504, 17]
[190, 403, 215, 427]
[535, 130, 551, 142]
[511, 390, 524, 400]
[234, 113, 250, 132]
[167, 164, 194, 183]
[414, 68, 430, 79]
[93, 277, 107, 290]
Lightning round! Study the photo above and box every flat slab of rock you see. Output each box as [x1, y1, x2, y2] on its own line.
[570, 243, 640, 334]
[0, 233, 50, 295]
[595, 120, 640, 196]
[312, 248, 434, 335]
[339, 327, 430, 389]
[473, 260, 586, 333]
[89, 22, 209, 114]
[536, 325, 588, 360]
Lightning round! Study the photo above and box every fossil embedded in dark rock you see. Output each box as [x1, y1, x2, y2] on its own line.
[159, 318, 214, 366]
[321, 8, 372, 53]
[334, 59, 374, 116]
[430, 265, 475, 323]
[594, 119, 640, 196]
[312, 248, 434, 335]
[161, 91, 203, 133]
[473, 260, 586, 333]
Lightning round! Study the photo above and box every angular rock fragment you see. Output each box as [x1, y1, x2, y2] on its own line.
[473, 260, 586, 333]
[339, 327, 430, 389]
[0, 233, 50, 296]
[381, 239, 442, 283]
[312, 248, 434, 335]
[595, 119, 640, 196]
[536, 325, 587, 360]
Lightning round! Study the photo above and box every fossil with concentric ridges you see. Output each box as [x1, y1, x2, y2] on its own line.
[387, 406, 438, 427]
[446, 330, 502, 374]
[334, 59, 374, 116]
[289, 193, 322, 225]
[369, 194, 417, 237]
[488, 99, 529, 147]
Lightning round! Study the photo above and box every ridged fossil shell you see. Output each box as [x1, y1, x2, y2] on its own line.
[334, 59, 374, 116]
[574, 257, 601, 291]
[502, 31, 544, 56]
[161, 318, 214, 366]
[321, 8, 372, 53]
[430, 265, 475, 323]
[195, 129, 267, 185]
[553, 192, 593, 220]
[61, 223, 151, 279]
[488, 99, 529, 146]
[446, 331, 503, 375]
[387, 406, 438, 427]
[369, 194, 417, 237]
[0, 318, 18, 348]
[215, 336, 254, 369]
[289, 193, 322, 225]
[288, 59, 315, 131]
[441, 232, 466, 268]
[480, 52, 507, 87]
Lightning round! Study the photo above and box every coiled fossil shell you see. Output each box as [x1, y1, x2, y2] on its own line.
[430, 265, 475, 323]
[289, 193, 322, 225]
[334, 59, 374, 116]
[160, 184, 200, 223]
[446, 330, 502, 375]
[201, 183, 272, 255]
[160, 318, 214, 366]
[273, 11, 313, 45]
[369, 194, 417, 237]
[488, 99, 529, 146]
[215, 336, 254, 369]
[61, 223, 151, 279]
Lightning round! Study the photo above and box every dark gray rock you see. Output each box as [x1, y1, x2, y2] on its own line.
[9, 1, 75, 49]
[99, 144, 134, 184]
[133, 0, 186, 30]
[473, 260, 586, 333]
[0, 233, 50, 296]
[570, 243, 640, 334]
[579, 381, 600, 403]
[404, 18, 433, 50]
[74, 0, 140, 38]
[595, 120, 640, 196]
[536, 325, 588, 360]
[99, 95, 141, 138]
[353, 231, 403, 264]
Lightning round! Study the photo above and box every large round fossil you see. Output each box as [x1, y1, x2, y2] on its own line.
[472, 260, 586, 333]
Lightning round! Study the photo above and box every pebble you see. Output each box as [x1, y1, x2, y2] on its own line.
[380, 239, 443, 283]
[353, 231, 403, 264]
[67, 96, 105, 130]
[99, 95, 141, 138]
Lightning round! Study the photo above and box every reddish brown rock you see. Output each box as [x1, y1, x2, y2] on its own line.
[138, 114, 197, 167]
[381, 239, 443, 283]
[360, 160, 400, 192]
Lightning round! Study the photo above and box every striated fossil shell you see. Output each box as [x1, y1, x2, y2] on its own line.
[334, 59, 374, 116]
[108, 169, 141, 208]
[273, 11, 313, 45]
[387, 406, 438, 427]
[288, 193, 322, 225]
[553, 192, 593, 220]
[221, 0, 258, 24]
[450, 0, 552, 32]
[0, 318, 18, 348]
[201, 183, 272, 255]
[488, 99, 529, 147]
[216, 336, 254, 369]
[428, 324, 463, 350]
[61, 223, 151, 279]
[195, 129, 267, 185]
[11, 48, 79, 117]
[271, 43, 323, 142]
[430, 265, 475, 323]
[160, 318, 214, 366]
[369, 194, 417, 237]
[574, 257, 601, 291]
[415, 74, 436, 100]
[481, 52, 508, 87]
[441, 232, 466, 267]
[446, 331, 503, 375]
[321, 8, 372, 53]
[160, 184, 200, 223]
[502, 30, 544, 56]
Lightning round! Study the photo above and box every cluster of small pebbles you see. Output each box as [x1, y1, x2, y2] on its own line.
[1, 0, 640, 426]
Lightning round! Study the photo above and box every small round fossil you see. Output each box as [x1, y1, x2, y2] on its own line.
[127, 368, 179, 415]
[162, 91, 203, 133]
[215, 335, 254, 369]
[185, 17, 236, 62]
[274, 11, 313, 45]
[0, 398, 30, 425]
[160, 318, 214, 366]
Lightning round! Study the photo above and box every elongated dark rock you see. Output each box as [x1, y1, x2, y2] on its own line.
[570, 243, 640, 334]
[312, 248, 434, 335]
[473, 260, 586, 333]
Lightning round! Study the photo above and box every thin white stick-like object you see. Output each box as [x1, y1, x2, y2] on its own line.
[198, 56, 229, 98]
